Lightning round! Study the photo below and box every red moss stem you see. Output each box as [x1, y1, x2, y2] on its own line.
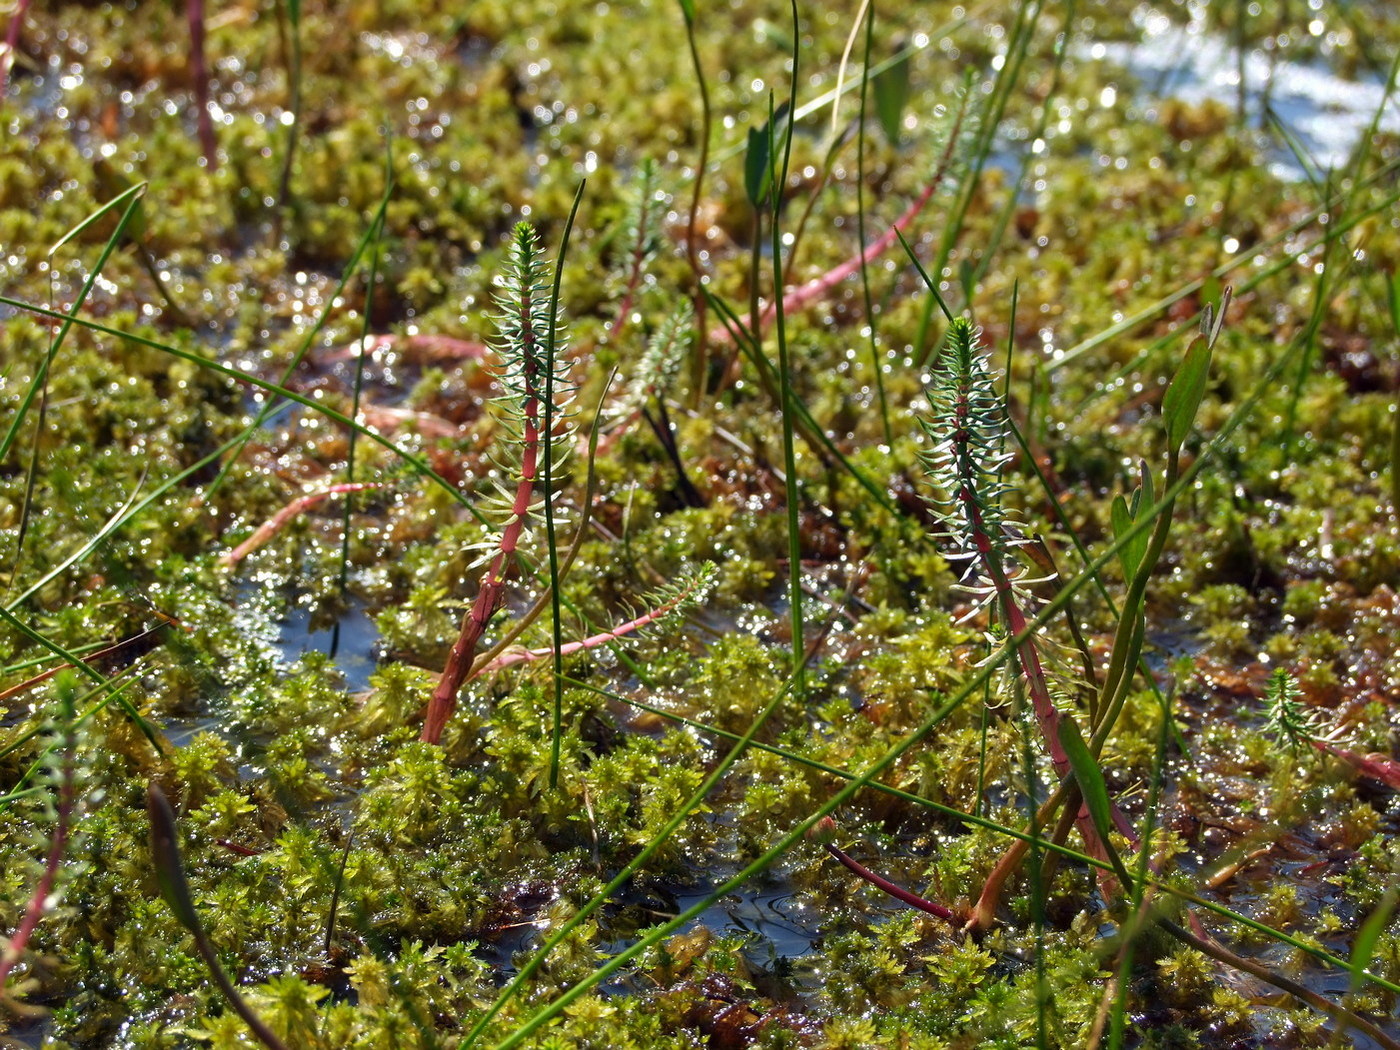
[477, 572, 707, 674]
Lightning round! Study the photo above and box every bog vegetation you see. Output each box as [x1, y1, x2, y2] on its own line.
[1, 1, 1400, 1048]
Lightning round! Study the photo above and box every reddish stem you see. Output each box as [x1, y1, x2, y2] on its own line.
[475, 573, 706, 675]
[824, 842, 956, 922]
[0, 721, 75, 990]
[706, 181, 939, 348]
[219, 482, 384, 568]
[187, 0, 218, 169]
[0, 0, 32, 99]
[953, 397, 1133, 926]
[1312, 740, 1400, 789]
[422, 298, 545, 744]
[706, 93, 971, 350]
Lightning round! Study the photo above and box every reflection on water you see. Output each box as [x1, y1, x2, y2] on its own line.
[1081, 11, 1400, 180]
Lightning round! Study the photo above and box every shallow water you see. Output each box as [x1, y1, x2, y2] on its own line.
[1081, 12, 1400, 180]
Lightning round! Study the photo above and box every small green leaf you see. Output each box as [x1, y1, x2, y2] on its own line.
[1110, 494, 1146, 580]
[744, 101, 790, 209]
[146, 782, 201, 932]
[676, 0, 695, 25]
[1057, 716, 1132, 885]
[1140, 458, 1156, 509]
[745, 123, 773, 208]
[1351, 889, 1398, 994]
[872, 50, 911, 146]
[1162, 334, 1212, 453]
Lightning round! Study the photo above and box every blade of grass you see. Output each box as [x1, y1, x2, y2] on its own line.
[331, 191, 387, 660]
[966, 0, 1074, 296]
[461, 671, 804, 1048]
[915, 0, 1044, 356]
[1, 183, 147, 473]
[702, 287, 899, 515]
[770, 4, 804, 700]
[0, 600, 156, 746]
[0, 297, 470, 514]
[856, 2, 892, 445]
[553, 669, 1400, 998]
[678, 0, 713, 403]
[545, 181, 586, 790]
[1077, 173, 1400, 416]
[1050, 154, 1400, 373]
[272, 0, 302, 234]
[1387, 269, 1400, 519]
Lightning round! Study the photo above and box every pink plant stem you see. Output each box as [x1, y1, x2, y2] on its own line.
[0, 0, 31, 99]
[0, 725, 74, 990]
[705, 181, 939, 347]
[705, 94, 971, 351]
[475, 574, 705, 674]
[219, 482, 384, 568]
[187, 0, 218, 169]
[824, 842, 956, 922]
[1312, 740, 1400, 788]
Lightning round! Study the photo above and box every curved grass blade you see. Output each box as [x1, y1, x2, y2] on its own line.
[545, 181, 586, 789]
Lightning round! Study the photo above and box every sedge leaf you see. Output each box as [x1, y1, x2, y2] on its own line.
[1387, 271, 1400, 517]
